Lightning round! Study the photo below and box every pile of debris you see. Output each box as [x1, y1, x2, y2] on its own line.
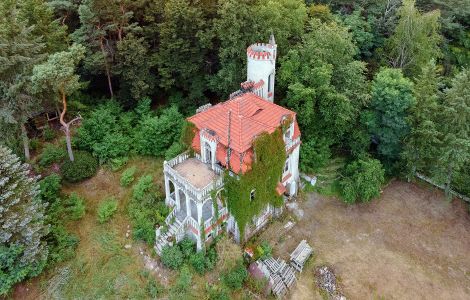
[315, 265, 346, 300]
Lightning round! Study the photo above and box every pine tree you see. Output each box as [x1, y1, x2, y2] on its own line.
[437, 68, 470, 197]
[402, 60, 441, 179]
[0, 146, 48, 295]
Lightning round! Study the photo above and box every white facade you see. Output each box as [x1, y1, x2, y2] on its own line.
[246, 34, 277, 102]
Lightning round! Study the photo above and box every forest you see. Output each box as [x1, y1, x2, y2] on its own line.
[1, 0, 469, 297]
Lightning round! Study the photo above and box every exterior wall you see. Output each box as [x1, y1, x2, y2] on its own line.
[247, 42, 277, 102]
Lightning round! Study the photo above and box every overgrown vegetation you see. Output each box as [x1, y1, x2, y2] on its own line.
[97, 197, 118, 224]
[224, 129, 286, 238]
[61, 151, 98, 182]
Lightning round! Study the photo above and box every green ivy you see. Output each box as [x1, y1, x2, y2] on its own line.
[180, 120, 197, 151]
[224, 129, 286, 239]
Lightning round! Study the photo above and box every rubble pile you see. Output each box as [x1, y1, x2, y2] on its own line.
[315, 265, 346, 300]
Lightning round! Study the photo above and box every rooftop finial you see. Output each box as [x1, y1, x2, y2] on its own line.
[269, 32, 276, 46]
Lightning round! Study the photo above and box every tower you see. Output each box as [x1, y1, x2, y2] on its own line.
[246, 34, 277, 102]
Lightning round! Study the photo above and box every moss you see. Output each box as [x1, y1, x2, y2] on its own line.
[224, 129, 286, 239]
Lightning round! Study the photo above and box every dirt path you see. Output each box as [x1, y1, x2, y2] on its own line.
[261, 180, 470, 299]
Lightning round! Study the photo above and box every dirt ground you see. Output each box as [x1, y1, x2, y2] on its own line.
[260, 180, 470, 300]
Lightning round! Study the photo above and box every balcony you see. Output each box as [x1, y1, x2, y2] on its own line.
[164, 152, 224, 202]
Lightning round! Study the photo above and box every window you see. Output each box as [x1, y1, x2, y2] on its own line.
[284, 158, 289, 173]
[268, 74, 273, 92]
[284, 128, 291, 140]
[250, 189, 256, 201]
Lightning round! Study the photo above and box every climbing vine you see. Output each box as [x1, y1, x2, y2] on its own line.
[180, 120, 197, 151]
[224, 129, 286, 239]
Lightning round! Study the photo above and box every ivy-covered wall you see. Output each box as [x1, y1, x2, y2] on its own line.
[224, 129, 286, 238]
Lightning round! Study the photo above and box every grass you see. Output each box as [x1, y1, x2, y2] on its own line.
[309, 157, 346, 197]
[36, 157, 166, 299]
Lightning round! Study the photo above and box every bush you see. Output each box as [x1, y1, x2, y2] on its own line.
[39, 174, 62, 202]
[146, 278, 164, 298]
[207, 284, 230, 300]
[92, 132, 132, 164]
[110, 156, 128, 171]
[300, 137, 331, 173]
[43, 126, 56, 141]
[132, 175, 153, 201]
[120, 166, 137, 187]
[189, 252, 206, 274]
[39, 143, 66, 167]
[30, 138, 40, 151]
[339, 157, 385, 203]
[256, 241, 272, 260]
[65, 192, 86, 220]
[246, 275, 268, 294]
[169, 265, 192, 297]
[222, 263, 248, 290]
[61, 151, 98, 182]
[134, 106, 184, 157]
[161, 245, 184, 270]
[178, 237, 196, 259]
[97, 198, 118, 223]
[165, 142, 184, 160]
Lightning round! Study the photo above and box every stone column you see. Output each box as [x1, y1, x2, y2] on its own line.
[196, 201, 204, 251]
[175, 186, 180, 210]
[185, 193, 191, 218]
[164, 175, 170, 205]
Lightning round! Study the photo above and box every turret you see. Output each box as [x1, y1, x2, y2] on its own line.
[246, 34, 277, 102]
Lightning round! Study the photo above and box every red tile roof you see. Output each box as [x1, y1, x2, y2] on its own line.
[188, 92, 301, 174]
[188, 93, 297, 153]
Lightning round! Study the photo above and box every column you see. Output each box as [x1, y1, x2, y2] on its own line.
[164, 175, 170, 205]
[175, 186, 180, 210]
[185, 193, 191, 218]
[196, 201, 204, 251]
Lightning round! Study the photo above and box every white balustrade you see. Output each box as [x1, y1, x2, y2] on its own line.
[204, 218, 213, 231]
[285, 137, 300, 151]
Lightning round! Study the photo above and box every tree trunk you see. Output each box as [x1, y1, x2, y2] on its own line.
[59, 88, 74, 161]
[444, 165, 453, 199]
[64, 127, 74, 162]
[21, 123, 30, 161]
[99, 36, 114, 98]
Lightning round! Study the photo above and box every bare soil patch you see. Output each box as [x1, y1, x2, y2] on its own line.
[260, 180, 470, 299]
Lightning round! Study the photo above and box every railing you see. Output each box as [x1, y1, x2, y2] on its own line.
[164, 152, 224, 202]
[219, 206, 228, 217]
[285, 137, 300, 151]
[165, 207, 177, 225]
[187, 217, 199, 232]
[204, 218, 213, 231]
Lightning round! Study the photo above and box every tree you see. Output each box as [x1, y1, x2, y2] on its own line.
[436, 68, 470, 196]
[0, 0, 45, 160]
[339, 157, 385, 203]
[402, 61, 441, 179]
[385, 0, 442, 77]
[364, 68, 415, 172]
[31, 44, 86, 161]
[279, 19, 368, 145]
[156, 0, 208, 101]
[73, 0, 139, 98]
[0, 146, 48, 295]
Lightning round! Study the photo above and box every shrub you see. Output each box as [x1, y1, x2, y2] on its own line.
[300, 137, 331, 173]
[97, 198, 118, 223]
[189, 252, 206, 274]
[339, 157, 385, 203]
[207, 284, 230, 300]
[39, 174, 62, 202]
[146, 278, 164, 298]
[39, 143, 66, 167]
[65, 192, 86, 220]
[120, 166, 137, 187]
[134, 106, 184, 157]
[61, 151, 98, 182]
[165, 142, 184, 160]
[178, 237, 196, 259]
[43, 126, 56, 141]
[132, 175, 153, 201]
[246, 275, 268, 294]
[169, 265, 192, 296]
[256, 241, 272, 260]
[110, 156, 128, 171]
[222, 263, 248, 290]
[30, 138, 40, 151]
[92, 132, 132, 164]
[161, 245, 184, 270]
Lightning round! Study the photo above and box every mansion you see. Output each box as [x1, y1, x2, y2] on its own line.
[155, 35, 301, 254]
